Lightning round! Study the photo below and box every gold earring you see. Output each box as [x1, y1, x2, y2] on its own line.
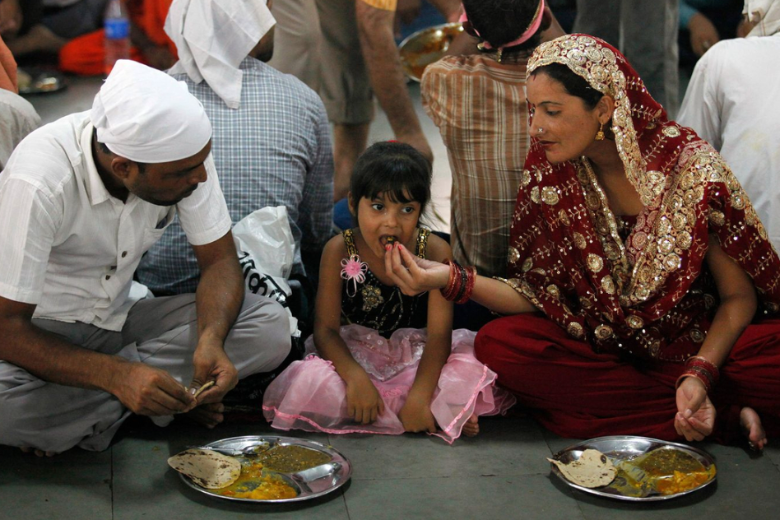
[595, 122, 605, 141]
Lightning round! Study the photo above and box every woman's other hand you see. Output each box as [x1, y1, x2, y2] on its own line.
[385, 242, 450, 295]
[674, 377, 715, 441]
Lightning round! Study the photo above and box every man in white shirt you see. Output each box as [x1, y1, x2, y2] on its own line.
[678, 0, 780, 251]
[0, 60, 291, 456]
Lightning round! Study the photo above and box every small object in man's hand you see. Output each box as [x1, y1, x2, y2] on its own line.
[191, 380, 216, 399]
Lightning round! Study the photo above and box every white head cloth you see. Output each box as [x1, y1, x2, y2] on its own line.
[90, 60, 212, 163]
[165, 0, 276, 109]
[743, 0, 780, 36]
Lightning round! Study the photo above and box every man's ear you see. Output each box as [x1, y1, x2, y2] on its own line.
[110, 157, 134, 180]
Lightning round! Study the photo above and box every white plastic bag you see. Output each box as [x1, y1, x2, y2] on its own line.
[232, 206, 298, 336]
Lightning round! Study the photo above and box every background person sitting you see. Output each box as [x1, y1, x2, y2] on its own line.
[678, 0, 780, 251]
[136, 0, 333, 321]
[0, 34, 40, 170]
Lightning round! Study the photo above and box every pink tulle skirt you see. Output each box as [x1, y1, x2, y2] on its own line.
[262, 325, 516, 443]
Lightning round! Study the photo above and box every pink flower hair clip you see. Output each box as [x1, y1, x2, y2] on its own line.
[341, 254, 368, 297]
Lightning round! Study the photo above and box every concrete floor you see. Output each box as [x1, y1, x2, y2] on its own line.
[4, 50, 779, 520]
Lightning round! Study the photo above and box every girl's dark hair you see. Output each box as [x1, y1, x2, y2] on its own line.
[462, 0, 545, 53]
[350, 141, 432, 219]
[530, 63, 603, 109]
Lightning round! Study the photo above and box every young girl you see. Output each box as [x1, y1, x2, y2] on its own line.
[263, 142, 515, 443]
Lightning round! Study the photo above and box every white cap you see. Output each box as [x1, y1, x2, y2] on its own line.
[90, 60, 212, 163]
[743, 0, 780, 37]
[165, 0, 276, 109]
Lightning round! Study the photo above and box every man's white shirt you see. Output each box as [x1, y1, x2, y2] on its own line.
[0, 112, 231, 330]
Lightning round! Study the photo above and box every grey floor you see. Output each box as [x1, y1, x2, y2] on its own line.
[4, 71, 779, 520]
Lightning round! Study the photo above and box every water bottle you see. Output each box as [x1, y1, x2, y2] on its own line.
[104, 0, 130, 76]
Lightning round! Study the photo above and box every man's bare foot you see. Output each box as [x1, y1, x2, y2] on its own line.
[19, 446, 56, 457]
[462, 414, 479, 437]
[186, 402, 224, 429]
[740, 407, 768, 451]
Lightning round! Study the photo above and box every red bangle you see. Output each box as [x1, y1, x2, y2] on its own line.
[686, 356, 719, 386]
[676, 356, 720, 393]
[440, 260, 476, 303]
[441, 260, 460, 301]
[455, 265, 476, 304]
[676, 370, 712, 393]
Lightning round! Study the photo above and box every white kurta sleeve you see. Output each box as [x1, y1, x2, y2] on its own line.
[0, 177, 59, 304]
[176, 153, 232, 246]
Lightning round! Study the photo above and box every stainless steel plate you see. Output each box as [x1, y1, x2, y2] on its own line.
[549, 435, 717, 502]
[398, 22, 464, 82]
[177, 435, 352, 503]
[18, 68, 66, 95]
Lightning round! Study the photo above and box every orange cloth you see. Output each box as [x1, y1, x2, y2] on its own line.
[59, 0, 176, 76]
[0, 35, 18, 92]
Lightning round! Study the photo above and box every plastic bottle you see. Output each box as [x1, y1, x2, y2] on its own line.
[104, 0, 131, 76]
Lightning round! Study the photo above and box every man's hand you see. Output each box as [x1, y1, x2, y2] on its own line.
[111, 361, 196, 416]
[395, 0, 421, 36]
[0, 0, 23, 39]
[189, 335, 239, 405]
[398, 389, 436, 433]
[688, 12, 719, 57]
[398, 130, 433, 164]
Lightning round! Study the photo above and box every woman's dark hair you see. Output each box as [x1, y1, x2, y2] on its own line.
[530, 63, 603, 109]
[350, 141, 432, 221]
[462, 0, 546, 53]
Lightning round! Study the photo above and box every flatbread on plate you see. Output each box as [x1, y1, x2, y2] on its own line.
[548, 449, 617, 488]
[168, 449, 241, 489]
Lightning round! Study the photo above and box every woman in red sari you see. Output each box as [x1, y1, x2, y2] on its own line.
[386, 34, 780, 450]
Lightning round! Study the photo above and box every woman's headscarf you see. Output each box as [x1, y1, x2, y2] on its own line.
[506, 34, 780, 361]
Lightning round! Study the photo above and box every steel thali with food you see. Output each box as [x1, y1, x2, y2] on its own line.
[398, 22, 464, 82]
[178, 435, 352, 503]
[549, 436, 717, 501]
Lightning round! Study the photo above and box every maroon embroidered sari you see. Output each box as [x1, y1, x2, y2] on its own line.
[474, 35, 780, 443]
[502, 35, 780, 362]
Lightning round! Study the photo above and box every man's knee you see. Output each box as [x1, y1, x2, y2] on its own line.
[232, 294, 292, 374]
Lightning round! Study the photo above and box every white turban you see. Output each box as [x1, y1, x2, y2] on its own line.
[165, 0, 276, 109]
[743, 0, 780, 36]
[90, 60, 212, 163]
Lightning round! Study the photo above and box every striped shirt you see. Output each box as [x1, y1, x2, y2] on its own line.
[422, 54, 530, 278]
[137, 58, 334, 295]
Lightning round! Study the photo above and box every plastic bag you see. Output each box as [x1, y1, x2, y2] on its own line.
[232, 207, 298, 336]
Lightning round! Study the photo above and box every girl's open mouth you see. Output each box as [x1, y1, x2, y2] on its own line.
[380, 235, 398, 247]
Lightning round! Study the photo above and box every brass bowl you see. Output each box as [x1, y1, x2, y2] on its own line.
[398, 22, 464, 82]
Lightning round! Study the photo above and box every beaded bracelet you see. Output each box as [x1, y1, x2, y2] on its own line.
[675, 355, 720, 393]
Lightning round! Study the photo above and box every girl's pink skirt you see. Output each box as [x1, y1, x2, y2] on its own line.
[262, 324, 516, 443]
